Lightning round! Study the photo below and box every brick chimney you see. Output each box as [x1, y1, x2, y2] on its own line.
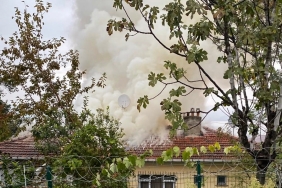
[183, 108, 202, 136]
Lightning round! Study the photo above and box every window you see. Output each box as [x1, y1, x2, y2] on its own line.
[139, 175, 176, 188]
[217, 175, 227, 186]
[193, 175, 204, 185]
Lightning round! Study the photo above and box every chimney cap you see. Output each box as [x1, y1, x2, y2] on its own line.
[190, 108, 195, 112]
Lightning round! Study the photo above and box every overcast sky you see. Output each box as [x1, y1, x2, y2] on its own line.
[0, 0, 74, 97]
[0, 0, 74, 48]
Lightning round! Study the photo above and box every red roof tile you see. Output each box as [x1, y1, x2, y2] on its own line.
[0, 127, 238, 161]
[0, 135, 43, 159]
[127, 127, 238, 160]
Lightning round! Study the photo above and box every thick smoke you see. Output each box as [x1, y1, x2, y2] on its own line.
[72, 0, 228, 145]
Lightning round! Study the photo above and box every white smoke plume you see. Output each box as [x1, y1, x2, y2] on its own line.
[72, 0, 228, 145]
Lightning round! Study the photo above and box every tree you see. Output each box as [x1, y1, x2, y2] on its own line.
[0, 154, 35, 188]
[53, 108, 133, 187]
[0, 2, 135, 186]
[0, 0, 106, 153]
[0, 97, 22, 141]
[107, 0, 282, 185]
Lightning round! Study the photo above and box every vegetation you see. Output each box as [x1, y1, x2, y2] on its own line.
[0, 1, 133, 187]
[246, 177, 275, 188]
[52, 108, 133, 187]
[0, 0, 106, 152]
[0, 154, 35, 188]
[2, 0, 282, 186]
[107, 0, 282, 184]
[0, 97, 21, 141]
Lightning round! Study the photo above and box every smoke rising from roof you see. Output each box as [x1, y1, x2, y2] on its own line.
[72, 0, 228, 145]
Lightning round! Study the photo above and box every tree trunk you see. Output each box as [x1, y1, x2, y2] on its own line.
[276, 170, 282, 188]
[255, 155, 271, 185]
[256, 166, 267, 185]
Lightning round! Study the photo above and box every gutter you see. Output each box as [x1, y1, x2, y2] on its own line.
[145, 158, 236, 163]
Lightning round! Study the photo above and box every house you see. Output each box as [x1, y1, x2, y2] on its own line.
[0, 135, 43, 159]
[126, 108, 247, 188]
[0, 108, 251, 188]
[0, 135, 45, 187]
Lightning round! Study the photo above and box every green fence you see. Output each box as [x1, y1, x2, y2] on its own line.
[0, 157, 279, 188]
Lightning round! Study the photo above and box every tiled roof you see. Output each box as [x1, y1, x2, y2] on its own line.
[0, 135, 43, 159]
[0, 127, 238, 161]
[127, 127, 238, 161]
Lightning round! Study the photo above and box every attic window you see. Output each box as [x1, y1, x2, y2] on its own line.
[139, 175, 176, 188]
[217, 175, 227, 186]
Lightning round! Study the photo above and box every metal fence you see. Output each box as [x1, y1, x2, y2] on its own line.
[127, 170, 267, 188]
[0, 156, 280, 188]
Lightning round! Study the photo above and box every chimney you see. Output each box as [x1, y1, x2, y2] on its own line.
[183, 108, 202, 136]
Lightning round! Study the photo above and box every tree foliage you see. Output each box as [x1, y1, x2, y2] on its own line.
[0, 97, 22, 141]
[52, 108, 132, 188]
[0, 0, 106, 151]
[0, 154, 35, 188]
[108, 0, 282, 184]
[0, 1, 139, 187]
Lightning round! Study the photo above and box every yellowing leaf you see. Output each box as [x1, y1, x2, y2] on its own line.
[110, 163, 118, 173]
[214, 142, 221, 151]
[200, 146, 207, 153]
[224, 147, 230, 155]
[193, 148, 199, 155]
[208, 145, 215, 153]
[173, 146, 180, 157]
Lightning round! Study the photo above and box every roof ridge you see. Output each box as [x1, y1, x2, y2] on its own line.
[202, 126, 217, 132]
[2, 135, 32, 143]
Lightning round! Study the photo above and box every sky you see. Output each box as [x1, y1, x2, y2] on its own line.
[0, 1, 74, 40]
[0, 0, 233, 144]
[0, 0, 75, 100]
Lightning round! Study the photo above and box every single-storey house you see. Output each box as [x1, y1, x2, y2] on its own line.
[0, 108, 256, 188]
[126, 108, 250, 188]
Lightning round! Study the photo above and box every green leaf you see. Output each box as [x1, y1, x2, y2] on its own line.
[148, 72, 166, 87]
[148, 72, 157, 86]
[116, 157, 122, 163]
[186, 51, 195, 63]
[137, 95, 149, 111]
[173, 146, 180, 157]
[161, 149, 173, 161]
[67, 159, 82, 171]
[123, 157, 132, 168]
[128, 155, 137, 166]
[182, 147, 193, 160]
[169, 86, 186, 97]
[102, 169, 110, 178]
[110, 163, 118, 173]
[149, 6, 160, 29]
[182, 150, 190, 161]
[156, 157, 164, 165]
[203, 87, 215, 97]
[223, 69, 232, 79]
[142, 4, 150, 12]
[136, 157, 145, 168]
[94, 178, 101, 187]
[117, 161, 126, 171]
